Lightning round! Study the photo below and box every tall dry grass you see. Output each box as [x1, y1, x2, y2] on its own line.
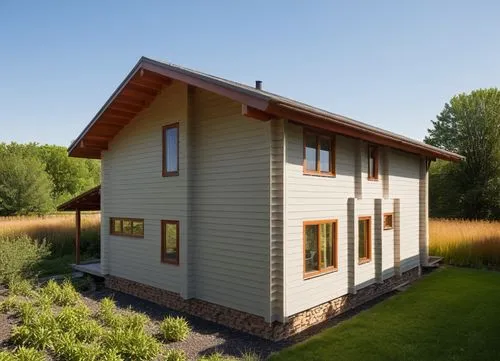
[0, 212, 100, 258]
[429, 219, 500, 269]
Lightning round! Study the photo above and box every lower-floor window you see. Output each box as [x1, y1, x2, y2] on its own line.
[161, 220, 179, 265]
[358, 216, 372, 263]
[110, 218, 144, 237]
[304, 220, 338, 278]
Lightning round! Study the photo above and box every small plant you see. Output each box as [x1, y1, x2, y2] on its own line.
[56, 304, 91, 331]
[75, 319, 104, 343]
[52, 334, 102, 361]
[17, 302, 36, 324]
[11, 308, 59, 350]
[163, 349, 187, 361]
[104, 328, 161, 361]
[97, 297, 118, 327]
[8, 278, 35, 297]
[118, 309, 149, 332]
[0, 296, 24, 313]
[0, 350, 15, 361]
[160, 315, 191, 342]
[57, 279, 80, 306]
[198, 352, 235, 361]
[240, 351, 260, 361]
[13, 347, 47, 361]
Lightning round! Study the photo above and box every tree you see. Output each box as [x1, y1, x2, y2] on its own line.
[0, 154, 54, 215]
[425, 88, 500, 220]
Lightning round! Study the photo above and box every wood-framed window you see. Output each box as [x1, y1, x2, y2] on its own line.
[383, 213, 393, 230]
[368, 145, 379, 180]
[110, 218, 144, 237]
[358, 216, 372, 264]
[303, 220, 338, 278]
[303, 129, 335, 176]
[161, 220, 179, 265]
[162, 123, 179, 177]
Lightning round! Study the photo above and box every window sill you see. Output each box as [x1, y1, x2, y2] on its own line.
[162, 171, 179, 177]
[303, 171, 336, 178]
[384, 227, 393, 231]
[110, 233, 144, 238]
[367, 177, 379, 182]
[358, 258, 371, 265]
[161, 259, 179, 266]
[303, 267, 338, 280]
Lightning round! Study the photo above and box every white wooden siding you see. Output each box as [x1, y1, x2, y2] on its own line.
[101, 81, 188, 294]
[284, 122, 422, 316]
[190, 89, 271, 318]
[389, 150, 421, 272]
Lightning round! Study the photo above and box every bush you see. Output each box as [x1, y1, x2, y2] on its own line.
[159, 316, 191, 342]
[198, 353, 236, 361]
[0, 235, 50, 284]
[104, 328, 161, 361]
[8, 278, 35, 297]
[11, 308, 59, 350]
[39, 279, 80, 307]
[97, 297, 118, 327]
[12, 347, 47, 361]
[52, 333, 102, 361]
[116, 309, 149, 332]
[0, 296, 25, 314]
[163, 349, 187, 361]
[0, 351, 15, 361]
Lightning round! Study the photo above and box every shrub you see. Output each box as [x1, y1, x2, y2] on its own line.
[160, 316, 191, 342]
[56, 304, 91, 331]
[39, 279, 80, 307]
[0, 296, 25, 314]
[97, 297, 118, 327]
[163, 349, 187, 361]
[17, 302, 36, 324]
[0, 235, 50, 284]
[52, 333, 102, 361]
[8, 278, 35, 297]
[117, 309, 149, 332]
[104, 328, 161, 361]
[11, 308, 58, 350]
[13, 347, 47, 361]
[198, 353, 236, 361]
[0, 351, 15, 361]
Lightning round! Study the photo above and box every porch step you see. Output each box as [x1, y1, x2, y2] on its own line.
[423, 256, 443, 269]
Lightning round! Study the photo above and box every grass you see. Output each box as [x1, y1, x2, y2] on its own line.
[270, 267, 500, 361]
[429, 218, 500, 269]
[0, 213, 100, 276]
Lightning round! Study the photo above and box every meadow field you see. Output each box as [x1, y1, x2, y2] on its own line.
[429, 219, 500, 269]
[0, 213, 100, 276]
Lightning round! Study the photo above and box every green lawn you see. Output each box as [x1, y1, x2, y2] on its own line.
[270, 267, 500, 361]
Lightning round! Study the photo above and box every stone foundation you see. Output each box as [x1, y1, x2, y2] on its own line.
[105, 267, 420, 340]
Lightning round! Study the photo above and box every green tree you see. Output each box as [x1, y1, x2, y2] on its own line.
[425, 88, 500, 219]
[0, 154, 54, 215]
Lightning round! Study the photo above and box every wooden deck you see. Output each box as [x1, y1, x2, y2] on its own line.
[72, 262, 103, 277]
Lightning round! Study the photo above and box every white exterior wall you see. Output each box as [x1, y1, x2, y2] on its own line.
[389, 150, 421, 272]
[190, 89, 271, 318]
[284, 122, 422, 317]
[101, 81, 189, 294]
[284, 122, 354, 316]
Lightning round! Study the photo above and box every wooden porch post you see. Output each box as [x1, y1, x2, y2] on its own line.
[75, 209, 81, 265]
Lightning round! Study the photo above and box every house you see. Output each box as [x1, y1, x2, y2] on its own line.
[61, 57, 462, 340]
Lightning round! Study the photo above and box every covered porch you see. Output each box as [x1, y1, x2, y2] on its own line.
[57, 185, 102, 276]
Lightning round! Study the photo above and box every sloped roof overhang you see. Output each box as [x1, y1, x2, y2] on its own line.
[68, 57, 463, 162]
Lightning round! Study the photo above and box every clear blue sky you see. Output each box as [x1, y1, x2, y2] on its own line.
[1, 1, 499, 147]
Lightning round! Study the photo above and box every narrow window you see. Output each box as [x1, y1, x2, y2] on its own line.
[358, 217, 371, 263]
[162, 123, 179, 177]
[161, 220, 179, 265]
[110, 218, 144, 237]
[368, 145, 379, 180]
[304, 220, 338, 278]
[384, 213, 393, 230]
[303, 130, 335, 176]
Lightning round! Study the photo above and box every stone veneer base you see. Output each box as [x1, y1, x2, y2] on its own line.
[105, 267, 420, 340]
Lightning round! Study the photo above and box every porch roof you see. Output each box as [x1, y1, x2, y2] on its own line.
[57, 185, 101, 211]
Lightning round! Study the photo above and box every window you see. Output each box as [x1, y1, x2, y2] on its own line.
[384, 213, 393, 230]
[303, 220, 338, 278]
[368, 145, 379, 180]
[303, 130, 335, 176]
[162, 123, 179, 177]
[161, 220, 179, 265]
[110, 218, 144, 237]
[358, 217, 371, 264]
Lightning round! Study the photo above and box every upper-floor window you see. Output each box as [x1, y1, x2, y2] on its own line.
[304, 220, 338, 278]
[303, 130, 335, 176]
[368, 145, 379, 180]
[110, 217, 144, 237]
[358, 216, 371, 264]
[162, 123, 179, 177]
